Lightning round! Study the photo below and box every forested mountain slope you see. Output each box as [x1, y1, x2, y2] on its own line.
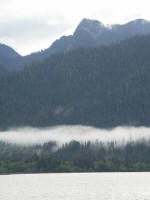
[0, 64, 8, 76]
[1, 35, 150, 129]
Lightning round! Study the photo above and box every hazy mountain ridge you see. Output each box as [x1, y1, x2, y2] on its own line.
[27, 18, 150, 61]
[1, 18, 150, 71]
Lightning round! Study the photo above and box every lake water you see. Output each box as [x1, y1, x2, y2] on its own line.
[0, 172, 150, 200]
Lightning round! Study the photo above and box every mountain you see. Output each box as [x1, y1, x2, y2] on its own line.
[1, 34, 150, 129]
[25, 18, 150, 63]
[1, 18, 150, 72]
[73, 18, 150, 45]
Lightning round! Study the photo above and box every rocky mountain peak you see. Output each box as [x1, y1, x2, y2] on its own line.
[73, 18, 106, 38]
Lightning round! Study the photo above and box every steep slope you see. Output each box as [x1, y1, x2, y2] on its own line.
[1, 34, 150, 129]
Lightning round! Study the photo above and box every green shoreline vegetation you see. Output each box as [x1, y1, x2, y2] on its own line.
[0, 140, 150, 174]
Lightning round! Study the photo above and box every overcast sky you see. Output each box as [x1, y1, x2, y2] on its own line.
[0, 0, 149, 55]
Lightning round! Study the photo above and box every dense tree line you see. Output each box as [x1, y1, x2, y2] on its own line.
[0, 140, 150, 174]
[1, 35, 150, 128]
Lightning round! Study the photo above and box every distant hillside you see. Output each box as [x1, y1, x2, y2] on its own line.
[1, 18, 150, 72]
[1, 34, 150, 129]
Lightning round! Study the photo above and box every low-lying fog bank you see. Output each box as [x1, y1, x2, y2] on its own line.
[0, 125, 150, 146]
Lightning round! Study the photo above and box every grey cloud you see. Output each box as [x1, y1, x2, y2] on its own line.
[0, 18, 71, 39]
[0, 17, 72, 54]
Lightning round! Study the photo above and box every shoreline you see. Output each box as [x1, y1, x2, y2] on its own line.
[1, 171, 150, 176]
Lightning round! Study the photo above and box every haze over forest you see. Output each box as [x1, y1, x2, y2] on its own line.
[1, 126, 150, 146]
